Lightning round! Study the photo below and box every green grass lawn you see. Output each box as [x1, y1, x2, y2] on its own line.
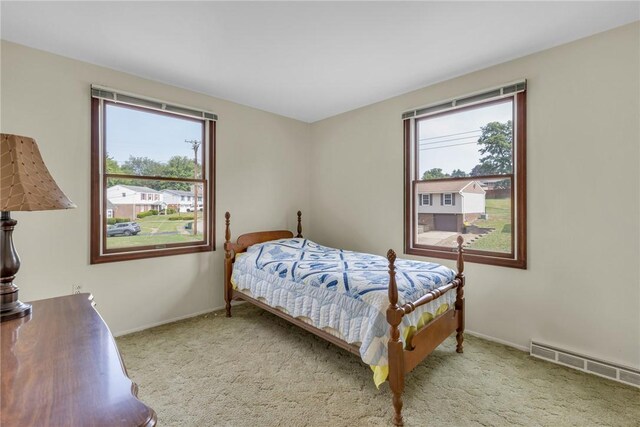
[468, 198, 512, 253]
[136, 215, 193, 233]
[107, 214, 203, 249]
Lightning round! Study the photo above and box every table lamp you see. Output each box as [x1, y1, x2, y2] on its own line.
[1, 134, 76, 322]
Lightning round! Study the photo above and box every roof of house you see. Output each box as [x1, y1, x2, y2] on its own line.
[118, 185, 160, 194]
[162, 189, 195, 197]
[416, 179, 486, 195]
[106, 200, 115, 209]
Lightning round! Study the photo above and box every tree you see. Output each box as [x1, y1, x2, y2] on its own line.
[164, 155, 195, 179]
[161, 155, 196, 191]
[451, 169, 468, 178]
[422, 168, 450, 180]
[121, 156, 164, 177]
[469, 163, 495, 177]
[475, 120, 513, 175]
[111, 156, 164, 190]
[119, 156, 174, 191]
[106, 154, 122, 174]
[105, 154, 129, 187]
[107, 155, 198, 191]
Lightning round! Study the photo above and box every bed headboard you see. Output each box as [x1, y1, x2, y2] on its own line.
[236, 230, 294, 249]
[223, 211, 303, 318]
[224, 211, 302, 257]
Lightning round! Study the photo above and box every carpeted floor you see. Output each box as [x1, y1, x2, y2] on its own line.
[117, 304, 640, 426]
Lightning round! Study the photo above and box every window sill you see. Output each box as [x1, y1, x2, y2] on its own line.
[405, 246, 526, 269]
[91, 244, 214, 264]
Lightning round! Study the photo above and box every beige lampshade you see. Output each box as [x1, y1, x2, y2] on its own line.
[0, 134, 76, 211]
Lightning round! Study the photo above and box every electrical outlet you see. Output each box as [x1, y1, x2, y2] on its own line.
[73, 284, 82, 295]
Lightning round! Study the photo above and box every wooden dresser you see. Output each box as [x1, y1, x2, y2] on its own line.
[1, 293, 157, 426]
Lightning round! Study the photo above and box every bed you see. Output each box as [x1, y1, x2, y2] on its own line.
[223, 211, 465, 426]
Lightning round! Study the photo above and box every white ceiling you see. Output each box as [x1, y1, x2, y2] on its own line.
[1, 2, 638, 122]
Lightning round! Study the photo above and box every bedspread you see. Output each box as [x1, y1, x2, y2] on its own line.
[231, 238, 457, 386]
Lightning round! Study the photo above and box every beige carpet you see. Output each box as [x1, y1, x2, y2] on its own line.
[117, 305, 640, 426]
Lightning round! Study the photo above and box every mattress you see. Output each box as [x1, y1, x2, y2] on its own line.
[231, 238, 457, 386]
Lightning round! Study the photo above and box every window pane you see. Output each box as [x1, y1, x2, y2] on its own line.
[417, 99, 513, 180]
[105, 178, 207, 251]
[105, 103, 204, 178]
[415, 177, 512, 254]
[406, 90, 526, 268]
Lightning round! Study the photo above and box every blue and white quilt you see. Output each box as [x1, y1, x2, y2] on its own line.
[231, 238, 457, 385]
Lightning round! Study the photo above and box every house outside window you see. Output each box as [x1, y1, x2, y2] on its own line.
[419, 194, 431, 206]
[91, 86, 217, 264]
[404, 81, 527, 269]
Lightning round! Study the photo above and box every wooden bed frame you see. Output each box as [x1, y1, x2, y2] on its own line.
[223, 211, 465, 426]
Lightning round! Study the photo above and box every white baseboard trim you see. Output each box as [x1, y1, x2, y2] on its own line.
[113, 305, 529, 353]
[465, 329, 530, 353]
[114, 307, 219, 337]
[113, 302, 246, 337]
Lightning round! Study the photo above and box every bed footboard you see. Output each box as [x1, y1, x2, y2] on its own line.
[386, 236, 465, 426]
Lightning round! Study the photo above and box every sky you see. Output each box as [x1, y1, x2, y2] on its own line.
[418, 100, 512, 177]
[105, 100, 511, 178]
[106, 104, 203, 164]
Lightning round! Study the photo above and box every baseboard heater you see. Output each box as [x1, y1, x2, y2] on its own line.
[530, 341, 640, 388]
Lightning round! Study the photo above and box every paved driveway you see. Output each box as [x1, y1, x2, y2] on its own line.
[416, 231, 459, 246]
[416, 231, 481, 247]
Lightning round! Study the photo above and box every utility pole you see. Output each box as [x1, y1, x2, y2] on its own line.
[185, 139, 201, 236]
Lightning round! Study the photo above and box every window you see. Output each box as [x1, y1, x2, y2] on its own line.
[91, 86, 217, 263]
[404, 81, 526, 268]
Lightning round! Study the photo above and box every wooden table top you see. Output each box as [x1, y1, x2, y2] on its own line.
[1, 293, 156, 427]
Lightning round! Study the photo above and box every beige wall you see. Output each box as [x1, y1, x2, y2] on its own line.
[309, 23, 640, 368]
[2, 23, 638, 369]
[0, 40, 311, 335]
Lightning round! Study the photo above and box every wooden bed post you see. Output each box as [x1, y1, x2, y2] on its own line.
[296, 211, 303, 238]
[224, 212, 233, 318]
[386, 249, 405, 426]
[455, 235, 465, 353]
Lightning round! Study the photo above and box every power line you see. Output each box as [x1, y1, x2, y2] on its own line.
[418, 129, 482, 141]
[419, 136, 480, 146]
[419, 141, 480, 151]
